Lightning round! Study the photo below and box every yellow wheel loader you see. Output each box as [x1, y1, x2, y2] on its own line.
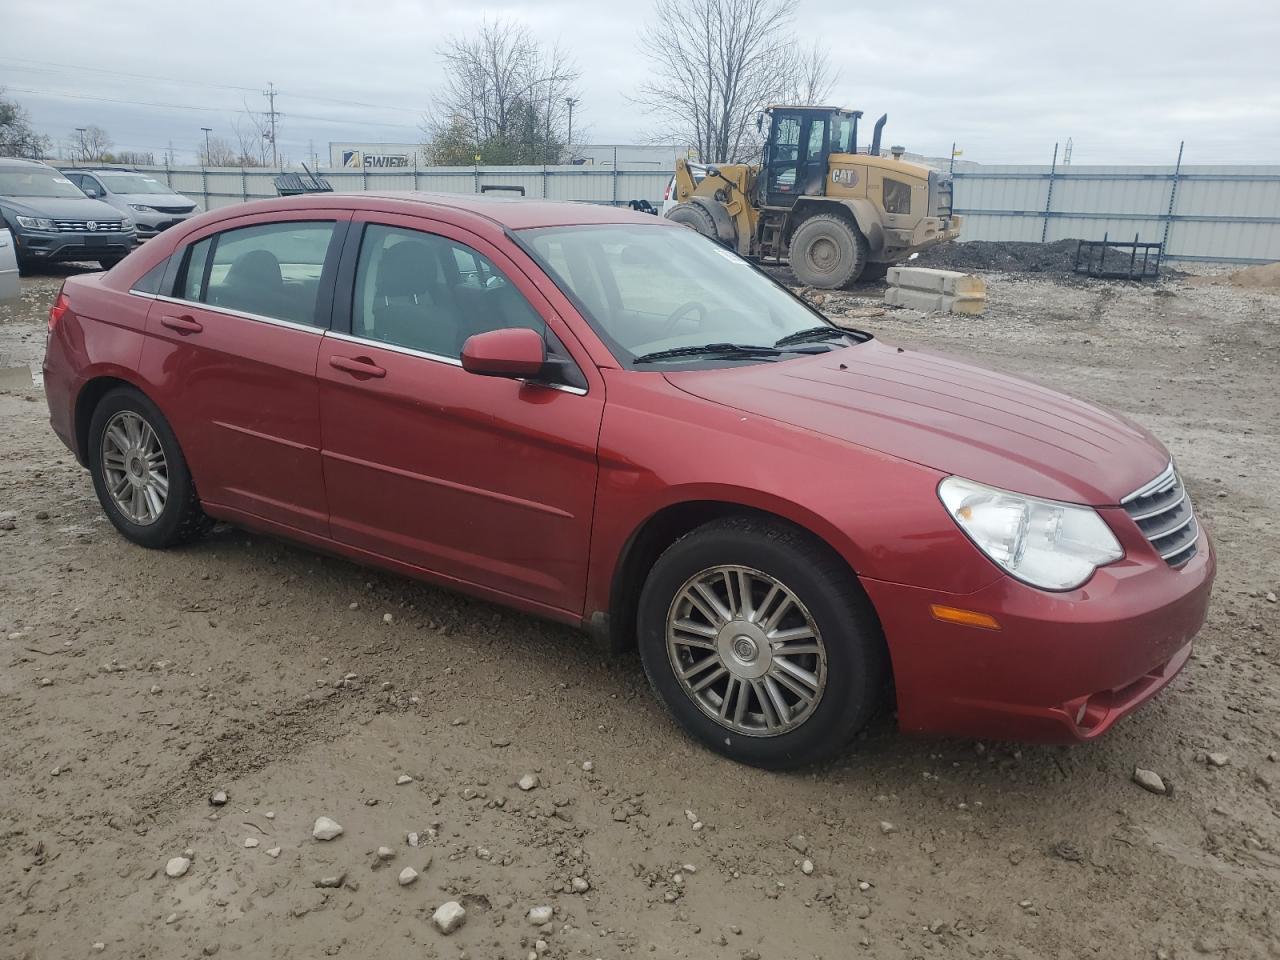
[666, 106, 962, 288]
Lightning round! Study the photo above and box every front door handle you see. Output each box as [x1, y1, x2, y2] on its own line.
[160, 314, 203, 334]
[329, 355, 387, 379]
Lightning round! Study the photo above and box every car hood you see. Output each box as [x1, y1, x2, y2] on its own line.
[115, 192, 194, 207]
[0, 195, 126, 221]
[663, 339, 1170, 505]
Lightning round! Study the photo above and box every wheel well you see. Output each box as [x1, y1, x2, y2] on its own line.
[785, 200, 860, 246]
[605, 501, 864, 653]
[74, 376, 134, 464]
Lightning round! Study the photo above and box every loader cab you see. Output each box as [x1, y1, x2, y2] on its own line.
[759, 106, 861, 208]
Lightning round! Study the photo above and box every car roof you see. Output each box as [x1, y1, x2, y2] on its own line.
[213, 191, 674, 231]
[0, 157, 54, 169]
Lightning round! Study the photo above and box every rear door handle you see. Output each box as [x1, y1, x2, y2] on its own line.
[160, 314, 203, 334]
[329, 355, 387, 379]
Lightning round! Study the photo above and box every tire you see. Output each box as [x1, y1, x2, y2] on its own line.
[98, 257, 125, 271]
[87, 386, 210, 549]
[664, 202, 723, 244]
[788, 214, 869, 289]
[637, 516, 887, 769]
[16, 254, 40, 277]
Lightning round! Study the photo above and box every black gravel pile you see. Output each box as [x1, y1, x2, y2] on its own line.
[912, 238, 1084, 274]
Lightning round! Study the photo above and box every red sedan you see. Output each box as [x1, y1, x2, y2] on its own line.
[42, 193, 1215, 768]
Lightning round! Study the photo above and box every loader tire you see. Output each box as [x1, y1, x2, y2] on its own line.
[789, 214, 869, 289]
[665, 202, 721, 244]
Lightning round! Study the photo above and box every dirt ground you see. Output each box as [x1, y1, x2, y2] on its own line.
[1, 260, 1278, 960]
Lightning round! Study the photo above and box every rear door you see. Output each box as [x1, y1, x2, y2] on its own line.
[316, 212, 604, 616]
[139, 211, 350, 535]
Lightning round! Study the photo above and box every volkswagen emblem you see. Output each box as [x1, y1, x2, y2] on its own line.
[86, 221, 98, 232]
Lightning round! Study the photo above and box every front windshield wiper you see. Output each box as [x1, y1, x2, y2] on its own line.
[773, 325, 850, 348]
[632, 342, 782, 364]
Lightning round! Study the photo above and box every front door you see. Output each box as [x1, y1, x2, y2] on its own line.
[316, 214, 603, 617]
[139, 212, 349, 536]
[766, 112, 829, 206]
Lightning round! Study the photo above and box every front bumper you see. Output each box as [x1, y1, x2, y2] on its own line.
[881, 215, 963, 259]
[861, 519, 1215, 743]
[15, 228, 136, 263]
[131, 210, 196, 238]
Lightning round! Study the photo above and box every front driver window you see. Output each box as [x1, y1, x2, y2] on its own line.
[351, 224, 544, 360]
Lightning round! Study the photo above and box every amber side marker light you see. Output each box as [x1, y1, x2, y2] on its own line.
[930, 604, 1002, 631]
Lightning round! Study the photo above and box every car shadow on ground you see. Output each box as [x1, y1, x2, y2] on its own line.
[180, 521, 1116, 794]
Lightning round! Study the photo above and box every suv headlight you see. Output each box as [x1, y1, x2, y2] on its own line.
[939, 477, 1123, 591]
[128, 203, 155, 212]
[15, 216, 56, 230]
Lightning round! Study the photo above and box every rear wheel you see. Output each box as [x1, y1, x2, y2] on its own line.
[637, 516, 887, 769]
[665, 202, 723, 244]
[88, 387, 210, 549]
[789, 214, 869, 289]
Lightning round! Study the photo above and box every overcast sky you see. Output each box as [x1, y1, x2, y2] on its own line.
[2, 0, 1277, 167]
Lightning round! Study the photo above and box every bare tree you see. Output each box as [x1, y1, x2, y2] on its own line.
[111, 150, 157, 165]
[200, 135, 238, 167]
[637, 0, 833, 163]
[0, 89, 51, 158]
[423, 19, 581, 165]
[71, 124, 113, 162]
[232, 105, 270, 167]
[788, 40, 838, 106]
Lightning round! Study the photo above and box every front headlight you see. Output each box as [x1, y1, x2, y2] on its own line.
[939, 476, 1123, 591]
[128, 204, 155, 212]
[15, 216, 56, 230]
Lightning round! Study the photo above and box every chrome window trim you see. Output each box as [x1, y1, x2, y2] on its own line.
[326, 330, 588, 396]
[128, 290, 158, 299]
[1121, 460, 1176, 504]
[154, 294, 325, 335]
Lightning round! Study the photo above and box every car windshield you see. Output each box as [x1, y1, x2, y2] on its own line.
[0, 169, 87, 198]
[96, 173, 174, 195]
[520, 223, 859, 365]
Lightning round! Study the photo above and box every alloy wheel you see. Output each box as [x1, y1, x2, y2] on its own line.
[100, 410, 169, 526]
[665, 565, 827, 737]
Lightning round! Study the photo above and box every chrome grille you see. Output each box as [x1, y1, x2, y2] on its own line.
[55, 219, 125, 233]
[1122, 463, 1198, 566]
[151, 205, 195, 215]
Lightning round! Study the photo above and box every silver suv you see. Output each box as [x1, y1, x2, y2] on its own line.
[62, 169, 198, 240]
[0, 158, 136, 273]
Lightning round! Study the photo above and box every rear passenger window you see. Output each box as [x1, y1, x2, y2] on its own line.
[180, 221, 336, 326]
[352, 224, 544, 359]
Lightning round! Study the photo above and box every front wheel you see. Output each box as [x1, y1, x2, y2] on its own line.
[788, 214, 869, 289]
[98, 257, 125, 271]
[637, 517, 887, 769]
[88, 387, 210, 548]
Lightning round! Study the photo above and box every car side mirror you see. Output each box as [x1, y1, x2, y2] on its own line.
[460, 327, 547, 380]
[82, 186, 100, 198]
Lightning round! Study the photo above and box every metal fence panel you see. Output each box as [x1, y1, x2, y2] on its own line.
[952, 164, 1280, 262]
[54, 160, 1279, 263]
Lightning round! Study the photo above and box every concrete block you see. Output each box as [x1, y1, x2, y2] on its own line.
[884, 287, 986, 316]
[886, 266, 986, 297]
[885, 265, 986, 315]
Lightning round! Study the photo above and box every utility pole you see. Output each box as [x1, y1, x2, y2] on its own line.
[201, 127, 213, 165]
[308, 138, 316, 168]
[565, 97, 579, 162]
[166, 140, 176, 167]
[75, 127, 87, 163]
[263, 81, 280, 169]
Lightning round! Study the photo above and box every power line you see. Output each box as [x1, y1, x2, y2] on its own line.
[0, 56, 426, 115]
[1, 85, 422, 130]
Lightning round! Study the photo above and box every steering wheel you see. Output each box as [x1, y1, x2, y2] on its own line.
[661, 300, 707, 337]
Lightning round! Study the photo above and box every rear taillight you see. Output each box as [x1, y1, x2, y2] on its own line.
[49, 290, 70, 333]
